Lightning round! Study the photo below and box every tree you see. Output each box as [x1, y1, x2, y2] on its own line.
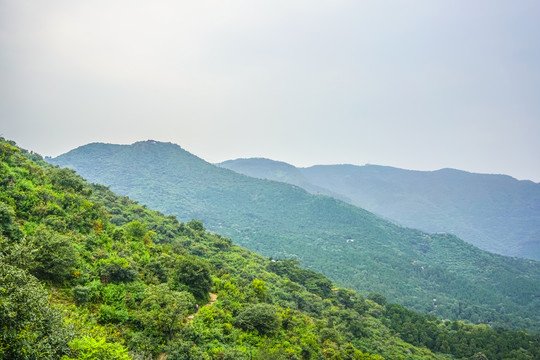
[29, 226, 78, 282]
[470, 352, 489, 360]
[0, 201, 22, 240]
[251, 278, 267, 301]
[98, 256, 137, 283]
[0, 263, 74, 359]
[98, 283, 129, 324]
[61, 336, 132, 360]
[173, 255, 212, 301]
[124, 221, 148, 240]
[235, 303, 281, 335]
[137, 284, 194, 341]
[186, 219, 205, 232]
[48, 167, 85, 193]
[367, 292, 387, 306]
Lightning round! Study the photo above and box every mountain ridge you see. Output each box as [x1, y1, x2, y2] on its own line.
[218, 157, 540, 260]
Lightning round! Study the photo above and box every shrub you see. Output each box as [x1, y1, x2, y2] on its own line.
[98, 256, 137, 283]
[173, 255, 212, 301]
[29, 227, 78, 282]
[235, 303, 281, 335]
[73, 285, 92, 304]
[0, 263, 74, 359]
[186, 219, 205, 232]
[98, 304, 129, 324]
[367, 292, 387, 306]
[62, 335, 132, 360]
[49, 167, 85, 193]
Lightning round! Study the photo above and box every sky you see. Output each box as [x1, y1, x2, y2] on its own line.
[1, 1, 539, 182]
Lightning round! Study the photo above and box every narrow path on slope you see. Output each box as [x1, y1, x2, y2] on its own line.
[157, 293, 219, 360]
[186, 292, 218, 322]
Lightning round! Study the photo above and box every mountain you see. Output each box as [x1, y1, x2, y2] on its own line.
[0, 137, 441, 359]
[6, 138, 540, 359]
[218, 158, 349, 202]
[49, 140, 540, 332]
[218, 159, 540, 261]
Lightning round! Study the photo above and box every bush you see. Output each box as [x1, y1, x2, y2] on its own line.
[173, 255, 212, 301]
[29, 227, 78, 282]
[0, 263, 74, 359]
[0, 201, 22, 240]
[138, 284, 194, 341]
[235, 303, 281, 335]
[98, 256, 137, 283]
[49, 167, 85, 193]
[73, 285, 92, 304]
[98, 304, 129, 324]
[62, 335, 132, 360]
[186, 219, 205, 232]
[368, 292, 387, 306]
[164, 339, 210, 360]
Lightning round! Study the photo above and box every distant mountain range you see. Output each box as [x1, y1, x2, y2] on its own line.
[49, 140, 540, 332]
[219, 158, 540, 261]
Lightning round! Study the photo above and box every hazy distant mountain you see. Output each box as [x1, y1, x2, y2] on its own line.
[49, 140, 540, 331]
[218, 158, 349, 201]
[219, 159, 540, 261]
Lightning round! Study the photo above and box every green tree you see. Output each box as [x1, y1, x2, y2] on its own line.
[48, 167, 85, 193]
[470, 353, 489, 360]
[98, 256, 137, 283]
[251, 278, 267, 301]
[173, 255, 212, 301]
[124, 221, 148, 240]
[29, 226, 78, 282]
[61, 336, 132, 360]
[0, 263, 74, 359]
[186, 219, 205, 232]
[235, 303, 281, 335]
[0, 235, 35, 270]
[137, 284, 194, 341]
[164, 339, 210, 360]
[98, 283, 129, 324]
[367, 292, 387, 306]
[0, 202, 22, 240]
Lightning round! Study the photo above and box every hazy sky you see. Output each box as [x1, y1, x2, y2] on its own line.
[1, 1, 539, 181]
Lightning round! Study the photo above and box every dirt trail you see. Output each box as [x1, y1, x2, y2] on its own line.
[186, 292, 218, 321]
[157, 293, 218, 360]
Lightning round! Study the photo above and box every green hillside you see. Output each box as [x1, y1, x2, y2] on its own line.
[6, 138, 540, 359]
[219, 159, 540, 260]
[49, 141, 540, 333]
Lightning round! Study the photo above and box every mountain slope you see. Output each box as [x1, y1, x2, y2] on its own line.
[219, 159, 540, 260]
[4, 137, 462, 359]
[10, 139, 540, 360]
[49, 140, 540, 332]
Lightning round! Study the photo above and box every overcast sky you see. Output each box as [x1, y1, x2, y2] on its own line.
[1, 1, 539, 181]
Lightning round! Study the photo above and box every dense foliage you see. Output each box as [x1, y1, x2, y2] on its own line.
[49, 141, 540, 332]
[2, 138, 539, 359]
[219, 158, 540, 260]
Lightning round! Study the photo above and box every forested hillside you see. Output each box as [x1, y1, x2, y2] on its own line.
[49, 141, 540, 333]
[218, 159, 540, 260]
[6, 138, 540, 359]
